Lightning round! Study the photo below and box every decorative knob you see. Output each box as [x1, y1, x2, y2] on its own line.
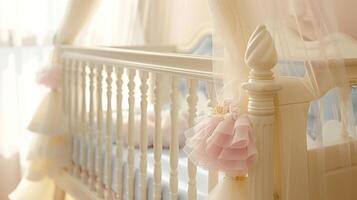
[244, 25, 278, 78]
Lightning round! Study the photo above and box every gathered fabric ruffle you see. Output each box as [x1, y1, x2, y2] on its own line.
[184, 102, 257, 177]
[25, 134, 72, 180]
[10, 65, 70, 199]
[28, 62, 68, 136]
[9, 134, 70, 200]
[27, 90, 68, 136]
[25, 63, 70, 178]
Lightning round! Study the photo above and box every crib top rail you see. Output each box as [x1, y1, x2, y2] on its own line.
[60, 45, 215, 80]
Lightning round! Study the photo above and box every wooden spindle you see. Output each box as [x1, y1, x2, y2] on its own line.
[62, 58, 69, 114]
[115, 67, 124, 200]
[66, 58, 74, 173]
[66, 58, 72, 116]
[88, 63, 96, 190]
[153, 73, 162, 200]
[187, 79, 198, 200]
[96, 64, 105, 198]
[139, 71, 149, 200]
[170, 76, 179, 200]
[104, 65, 113, 199]
[67, 59, 77, 174]
[207, 81, 217, 114]
[73, 60, 81, 178]
[80, 62, 89, 184]
[127, 69, 136, 200]
[207, 82, 218, 192]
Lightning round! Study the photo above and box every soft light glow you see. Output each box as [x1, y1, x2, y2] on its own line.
[0, 47, 50, 159]
[0, 54, 19, 158]
[0, 0, 67, 160]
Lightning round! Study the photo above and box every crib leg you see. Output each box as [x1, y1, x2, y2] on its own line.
[54, 186, 66, 200]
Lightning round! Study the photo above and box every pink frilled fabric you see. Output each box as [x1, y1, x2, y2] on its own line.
[184, 101, 257, 177]
[36, 64, 62, 89]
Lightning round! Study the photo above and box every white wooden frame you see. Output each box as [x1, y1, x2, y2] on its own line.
[54, 27, 357, 200]
[57, 45, 216, 200]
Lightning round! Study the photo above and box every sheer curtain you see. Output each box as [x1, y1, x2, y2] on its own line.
[0, 0, 142, 172]
[0, 0, 67, 158]
[76, 0, 211, 47]
[78, 0, 144, 46]
[0, 0, 68, 199]
[0, 0, 67, 46]
[207, 0, 357, 199]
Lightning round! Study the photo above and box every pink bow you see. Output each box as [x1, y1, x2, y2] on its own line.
[184, 105, 257, 177]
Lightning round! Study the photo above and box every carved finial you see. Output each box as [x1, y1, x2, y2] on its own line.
[242, 25, 281, 115]
[245, 25, 277, 78]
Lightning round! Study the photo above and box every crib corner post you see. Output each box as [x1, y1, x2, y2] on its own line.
[242, 25, 281, 200]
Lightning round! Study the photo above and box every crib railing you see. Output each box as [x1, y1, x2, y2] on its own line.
[61, 46, 218, 200]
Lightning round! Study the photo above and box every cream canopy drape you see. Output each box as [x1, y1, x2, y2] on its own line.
[10, 0, 101, 199]
[138, 0, 211, 46]
[207, 0, 357, 200]
[208, 0, 254, 110]
[28, 0, 101, 135]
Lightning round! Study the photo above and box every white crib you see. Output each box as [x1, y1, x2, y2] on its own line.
[55, 44, 218, 200]
[52, 27, 357, 200]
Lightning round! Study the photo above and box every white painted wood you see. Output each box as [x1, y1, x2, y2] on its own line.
[187, 79, 198, 200]
[67, 59, 76, 174]
[95, 64, 105, 198]
[104, 65, 113, 200]
[273, 78, 335, 200]
[73, 60, 81, 178]
[139, 70, 149, 200]
[115, 67, 124, 200]
[208, 171, 219, 192]
[53, 158, 357, 200]
[207, 82, 218, 192]
[60, 45, 357, 90]
[242, 25, 281, 200]
[207, 81, 217, 108]
[127, 68, 136, 200]
[62, 57, 71, 172]
[55, 170, 100, 200]
[57, 43, 357, 200]
[169, 76, 179, 200]
[277, 103, 310, 200]
[80, 62, 89, 184]
[153, 73, 163, 200]
[60, 46, 213, 80]
[62, 58, 69, 114]
[88, 63, 96, 191]
[270, 66, 346, 200]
